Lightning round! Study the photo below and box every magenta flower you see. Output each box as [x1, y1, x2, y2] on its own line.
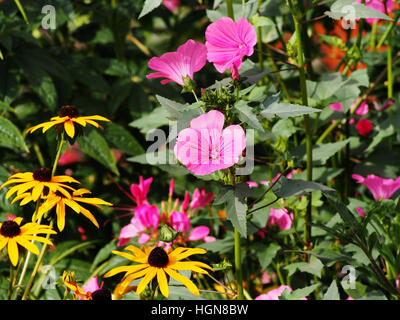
[355, 0, 394, 23]
[187, 226, 214, 242]
[118, 217, 148, 246]
[163, 0, 179, 12]
[174, 110, 246, 175]
[169, 211, 190, 233]
[130, 176, 153, 207]
[355, 206, 366, 218]
[352, 174, 400, 201]
[355, 118, 373, 136]
[190, 188, 214, 210]
[255, 285, 307, 300]
[205, 17, 257, 79]
[146, 39, 207, 86]
[267, 207, 293, 231]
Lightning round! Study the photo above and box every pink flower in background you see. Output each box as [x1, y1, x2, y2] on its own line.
[174, 110, 246, 175]
[355, 0, 394, 23]
[146, 39, 207, 86]
[163, 0, 179, 12]
[169, 211, 190, 232]
[352, 174, 400, 201]
[355, 118, 373, 136]
[329, 100, 369, 116]
[355, 206, 366, 218]
[205, 17, 257, 79]
[58, 143, 84, 166]
[130, 176, 153, 207]
[267, 207, 293, 231]
[187, 226, 215, 242]
[255, 285, 307, 300]
[329, 102, 343, 112]
[82, 277, 102, 295]
[135, 204, 160, 229]
[190, 188, 214, 210]
[247, 181, 258, 188]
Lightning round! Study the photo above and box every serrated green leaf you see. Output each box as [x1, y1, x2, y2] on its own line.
[139, 0, 163, 19]
[273, 177, 334, 198]
[323, 280, 340, 300]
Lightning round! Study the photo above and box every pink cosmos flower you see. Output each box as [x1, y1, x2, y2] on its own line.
[169, 211, 190, 233]
[355, 0, 394, 23]
[187, 225, 215, 242]
[82, 277, 102, 295]
[190, 188, 214, 210]
[130, 176, 153, 207]
[255, 285, 306, 300]
[174, 110, 246, 176]
[355, 118, 373, 136]
[267, 207, 293, 231]
[163, 0, 179, 12]
[146, 39, 207, 86]
[352, 174, 400, 201]
[205, 17, 257, 79]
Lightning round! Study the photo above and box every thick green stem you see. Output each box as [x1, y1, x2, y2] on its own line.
[387, 32, 393, 100]
[289, 0, 312, 244]
[234, 228, 244, 300]
[226, 0, 234, 21]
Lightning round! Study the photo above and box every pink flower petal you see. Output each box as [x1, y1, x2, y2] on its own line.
[188, 226, 210, 241]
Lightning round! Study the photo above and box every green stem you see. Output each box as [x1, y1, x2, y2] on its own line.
[234, 228, 244, 300]
[370, 21, 378, 51]
[52, 135, 65, 177]
[288, 0, 312, 245]
[387, 32, 393, 100]
[14, 0, 29, 24]
[226, 0, 234, 21]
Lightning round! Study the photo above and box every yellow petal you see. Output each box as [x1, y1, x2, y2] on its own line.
[7, 239, 19, 266]
[31, 183, 44, 202]
[164, 268, 199, 296]
[15, 236, 39, 255]
[0, 236, 9, 251]
[104, 264, 149, 278]
[56, 200, 66, 231]
[136, 267, 157, 296]
[157, 268, 169, 298]
[64, 120, 75, 138]
[79, 206, 99, 228]
[174, 248, 207, 261]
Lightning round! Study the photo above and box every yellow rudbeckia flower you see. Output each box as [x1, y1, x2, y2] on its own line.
[27, 105, 111, 139]
[104, 245, 213, 299]
[34, 188, 113, 231]
[0, 217, 56, 266]
[0, 168, 79, 203]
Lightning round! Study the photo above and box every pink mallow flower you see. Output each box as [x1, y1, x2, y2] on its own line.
[355, 0, 394, 23]
[205, 17, 257, 79]
[255, 285, 306, 300]
[130, 176, 153, 207]
[174, 110, 246, 176]
[352, 174, 400, 201]
[187, 226, 215, 242]
[146, 39, 207, 86]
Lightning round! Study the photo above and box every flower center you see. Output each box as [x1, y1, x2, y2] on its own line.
[33, 168, 52, 182]
[59, 105, 79, 118]
[0, 220, 21, 238]
[148, 247, 169, 268]
[210, 147, 220, 160]
[91, 288, 112, 301]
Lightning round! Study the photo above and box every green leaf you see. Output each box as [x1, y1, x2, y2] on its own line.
[90, 240, 117, 273]
[234, 100, 265, 132]
[255, 242, 281, 270]
[129, 107, 170, 134]
[77, 129, 119, 176]
[280, 284, 319, 300]
[261, 97, 320, 119]
[307, 72, 343, 101]
[226, 191, 248, 238]
[273, 177, 334, 198]
[313, 139, 351, 165]
[323, 280, 340, 300]
[0, 116, 28, 153]
[325, 0, 393, 21]
[104, 122, 144, 156]
[198, 232, 235, 254]
[139, 0, 163, 19]
[284, 256, 324, 278]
